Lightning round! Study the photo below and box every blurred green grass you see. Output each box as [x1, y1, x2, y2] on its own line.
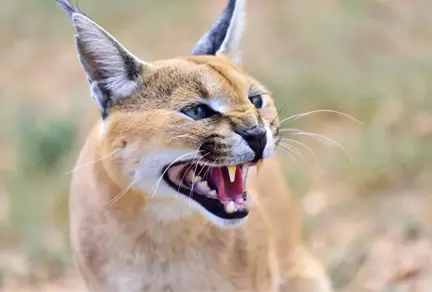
[1, 0, 432, 290]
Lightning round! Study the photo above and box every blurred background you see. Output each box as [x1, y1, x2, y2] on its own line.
[1, 0, 432, 291]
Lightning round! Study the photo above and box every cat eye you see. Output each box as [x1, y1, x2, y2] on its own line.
[181, 104, 217, 120]
[249, 95, 264, 109]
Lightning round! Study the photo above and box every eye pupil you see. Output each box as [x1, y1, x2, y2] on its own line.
[181, 104, 216, 120]
[196, 106, 205, 116]
[250, 95, 263, 108]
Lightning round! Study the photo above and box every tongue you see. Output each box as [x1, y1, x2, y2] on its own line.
[209, 166, 244, 202]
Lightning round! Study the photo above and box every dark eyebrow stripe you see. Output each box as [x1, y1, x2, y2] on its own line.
[206, 63, 238, 91]
[194, 80, 210, 99]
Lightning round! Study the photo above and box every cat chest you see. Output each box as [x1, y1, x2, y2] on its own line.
[101, 246, 272, 292]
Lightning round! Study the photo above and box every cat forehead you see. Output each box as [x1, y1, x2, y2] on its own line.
[146, 56, 260, 108]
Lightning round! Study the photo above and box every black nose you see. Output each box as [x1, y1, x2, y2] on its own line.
[235, 126, 267, 161]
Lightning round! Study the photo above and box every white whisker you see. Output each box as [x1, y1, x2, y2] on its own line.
[276, 147, 300, 168]
[149, 151, 199, 198]
[280, 129, 352, 162]
[279, 109, 363, 126]
[176, 148, 207, 198]
[203, 157, 220, 181]
[63, 149, 119, 176]
[280, 138, 319, 167]
[278, 142, 311, 167]
[188, 155, 208, 207]
[105, 179, 136, 209]
[176, 163, 196, 197]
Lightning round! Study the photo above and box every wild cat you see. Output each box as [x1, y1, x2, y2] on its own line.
[55, 0, 332, 291]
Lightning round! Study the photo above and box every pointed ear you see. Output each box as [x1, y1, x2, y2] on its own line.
[55, 0, 148, 117]
[191, 0, 246, 63]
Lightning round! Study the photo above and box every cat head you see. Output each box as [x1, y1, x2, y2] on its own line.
[56, 0, 280, 227]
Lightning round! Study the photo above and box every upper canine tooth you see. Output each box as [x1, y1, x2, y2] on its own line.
[257, 160, 263, 175]
[227, 166, 236, 182]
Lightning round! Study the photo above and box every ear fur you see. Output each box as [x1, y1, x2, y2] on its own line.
[191, 0, 246, 63]
[55, 0, 148, 118]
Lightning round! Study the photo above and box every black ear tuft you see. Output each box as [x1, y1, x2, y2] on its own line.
[191, 0, 246, 62]
[54, 0, 83, 18]
[191, 0, 236, 56]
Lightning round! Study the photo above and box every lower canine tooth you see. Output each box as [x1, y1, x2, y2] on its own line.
[194, 176, 202, 182]
[225, 201, 236, 213]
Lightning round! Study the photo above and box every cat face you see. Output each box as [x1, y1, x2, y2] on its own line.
[56, 0, 280, 227]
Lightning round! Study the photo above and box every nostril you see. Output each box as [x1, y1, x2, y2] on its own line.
[236, 126, 267, 160]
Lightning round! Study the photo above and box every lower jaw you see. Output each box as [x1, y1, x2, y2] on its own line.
[162, 160, 255, 225]
[163, 177, 250, 221]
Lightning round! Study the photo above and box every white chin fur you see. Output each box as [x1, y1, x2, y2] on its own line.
[181, 195, 248, 228]
[146, 187, 247, 228]
[204, 212, 248, 229]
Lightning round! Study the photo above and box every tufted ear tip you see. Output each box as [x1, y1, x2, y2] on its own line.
[191, 0, 247, 63]
[54, 0, 87, 18]
[55, 0, 148, 118]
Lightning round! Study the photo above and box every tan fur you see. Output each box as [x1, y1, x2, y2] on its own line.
[69, 55, 332, 291]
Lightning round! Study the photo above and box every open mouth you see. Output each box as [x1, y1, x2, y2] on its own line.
[164, 161, 257, 220]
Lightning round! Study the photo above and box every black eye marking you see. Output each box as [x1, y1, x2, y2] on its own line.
[181, 104, 218, 121]
[249, 95, 264, 109]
